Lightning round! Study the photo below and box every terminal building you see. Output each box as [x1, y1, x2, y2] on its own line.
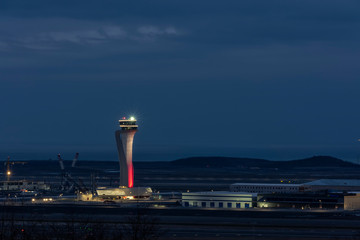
[182, 191, 257, 209]
[230, 179, 360, 194]
[302, 179, 360, 192]
[181, 179, 360, 210]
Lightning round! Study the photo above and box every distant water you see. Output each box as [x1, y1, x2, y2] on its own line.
[1, 146, 360, 164]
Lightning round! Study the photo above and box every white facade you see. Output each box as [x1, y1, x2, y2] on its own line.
[182, 191, 257, 209]
[115, 118, 138, 188]
[230, 183, 301, 194]
[344, 193, 360, 210]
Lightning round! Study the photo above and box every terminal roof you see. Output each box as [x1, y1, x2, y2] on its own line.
[304, 179, 360, 186]
[231, 183, 301, 187]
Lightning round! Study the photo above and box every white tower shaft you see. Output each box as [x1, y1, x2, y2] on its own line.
[115, 127, 137, 188]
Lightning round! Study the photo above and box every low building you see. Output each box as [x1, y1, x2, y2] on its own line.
[230, 183, 301, 194]
[77, 192, 95, 201]
[344, 193, 360, 210]
[182, 191, 257, 209]
[96, 186, 152, 199]
[257, 193, 344, 209]
[0, 180, 50, 191]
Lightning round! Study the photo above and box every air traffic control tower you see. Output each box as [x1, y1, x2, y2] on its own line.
[115, 117, 138, 188]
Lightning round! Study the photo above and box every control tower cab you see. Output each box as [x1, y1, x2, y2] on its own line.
[119, 117, 138, 130]
[115, 116, 138, 188]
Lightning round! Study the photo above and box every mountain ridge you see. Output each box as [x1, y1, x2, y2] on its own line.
[170, 155, 359, 169]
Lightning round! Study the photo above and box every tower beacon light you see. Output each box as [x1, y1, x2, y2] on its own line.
[115, 116, 138, 188]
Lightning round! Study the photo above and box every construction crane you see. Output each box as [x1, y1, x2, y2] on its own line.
[57, 153, 89, 193]
[4, 156, 27, 181]
[57, 154, 65, 172]
[57, 154, 70, 190]
[72, 152, 79, 168]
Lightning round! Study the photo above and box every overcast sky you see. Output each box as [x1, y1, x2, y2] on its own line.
[1, 0, 360, 161]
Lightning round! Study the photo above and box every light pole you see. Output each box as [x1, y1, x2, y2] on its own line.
[6, 156, 11, 182]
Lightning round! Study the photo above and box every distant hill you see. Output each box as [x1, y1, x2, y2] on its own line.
[171, 156, 359, 169]
[269, 156, 357, 168]
[171, 157, 268, 168]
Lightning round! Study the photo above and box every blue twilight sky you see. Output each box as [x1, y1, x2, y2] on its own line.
[1, 0, 360, 162]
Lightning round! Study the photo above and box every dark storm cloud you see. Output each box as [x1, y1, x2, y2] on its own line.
[1, 0, 360, 161]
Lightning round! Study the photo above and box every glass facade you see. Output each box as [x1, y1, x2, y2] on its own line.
[119, 120, 138, 130]
[119, 121, 137, 125]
